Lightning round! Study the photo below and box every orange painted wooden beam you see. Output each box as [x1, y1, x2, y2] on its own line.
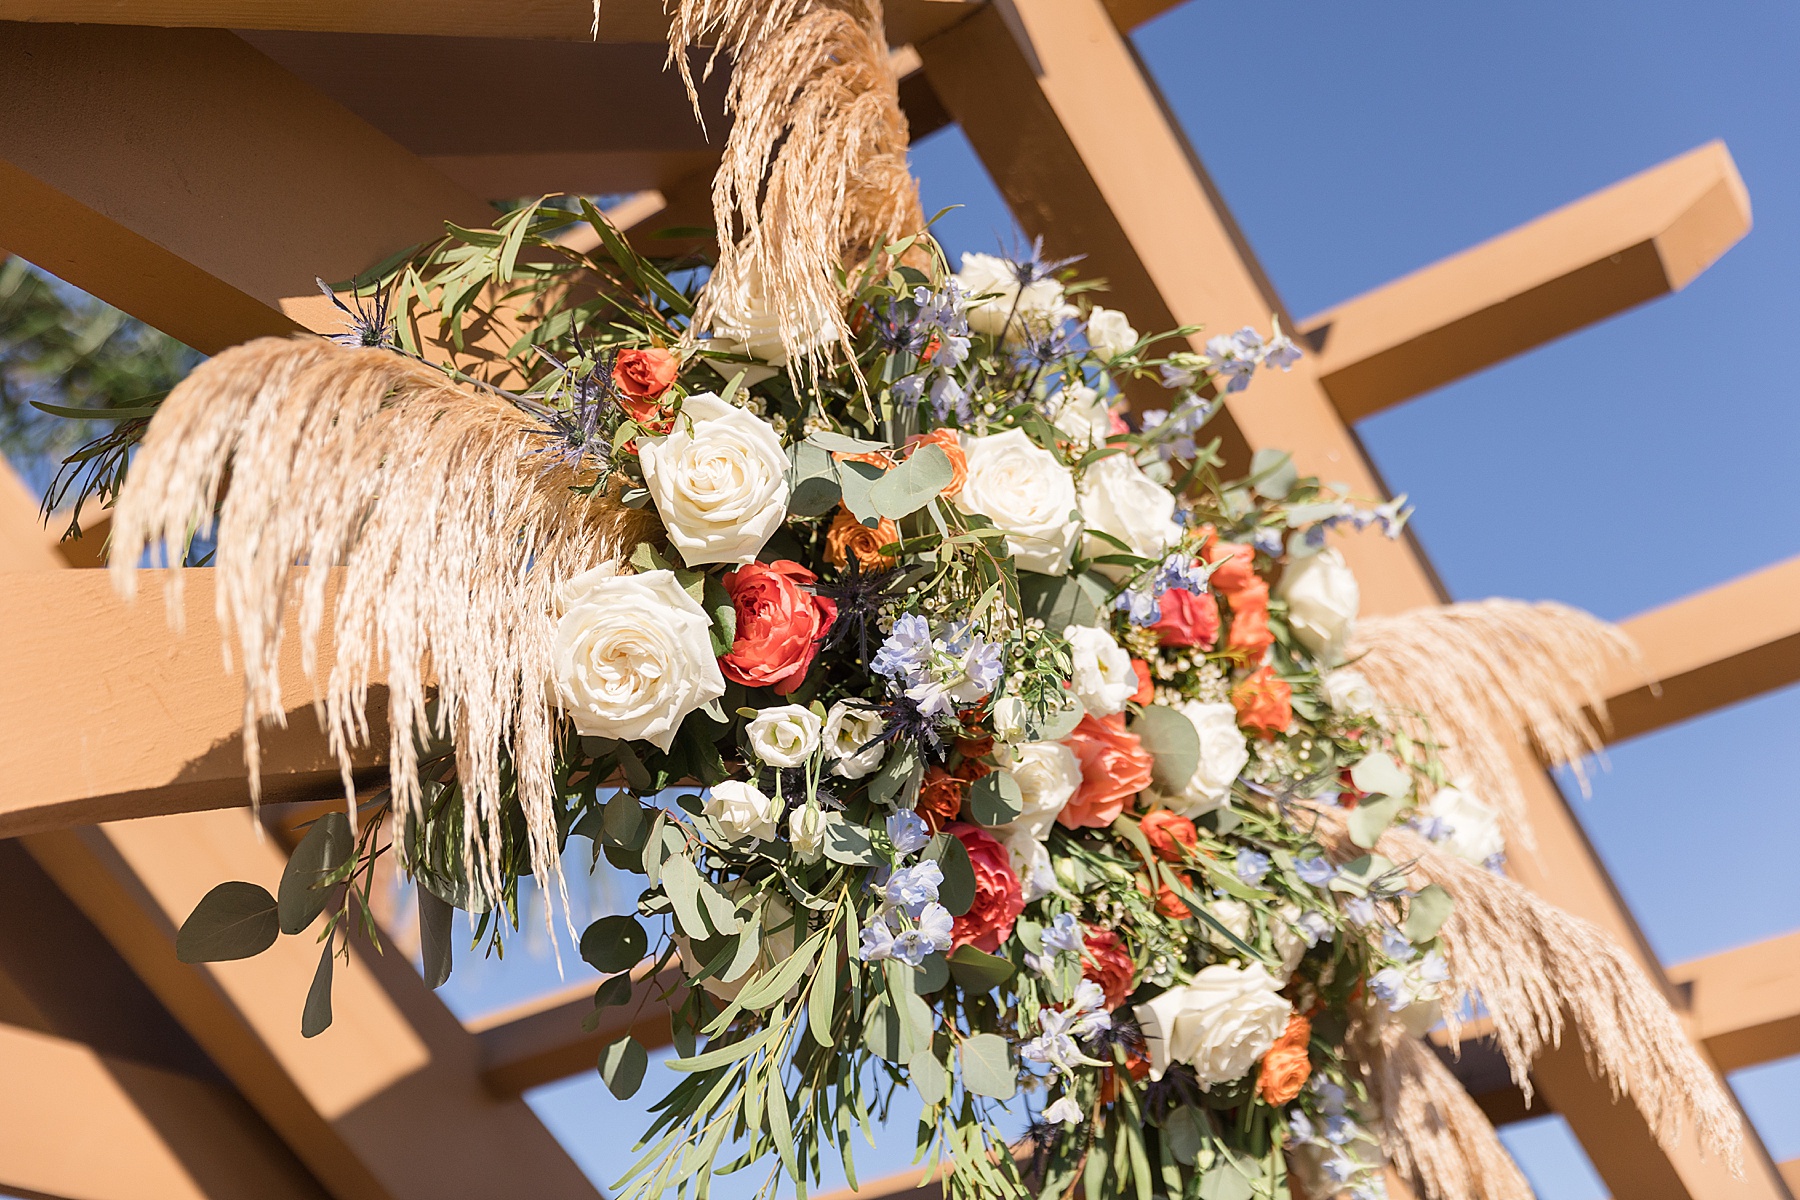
[1604, 554, 1800, 745]
[1301, 141, 1751, 422]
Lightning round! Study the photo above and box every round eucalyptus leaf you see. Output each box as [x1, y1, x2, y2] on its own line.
[598, 1035, 648, 1100]
[581, 914, 648, 974]
[176, 881, 280, 963]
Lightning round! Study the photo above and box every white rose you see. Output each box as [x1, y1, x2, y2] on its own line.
[704, 260, 841, 367]
[993, 742, 1082, 839]
[1349, 751, 1414, 801]
[1427, 780, 1505, 865]
[955, 251, 1076, 339]
[1050, 383, 1113, 447]
[1156, 702, 1248, 818]
[997, 825, 1057, 902]
[676, 884, 797, 1000]
[1064, 624, 1137, 718]
[703, 780, 783, 843]
[639, 392, 790, 567]
[789, 804, 828, 864]
[745, 704, 823, 767]
[1207, 898, 1252, 952]
[551, 566, 726, 752]
[824, 701, 886, 779]
[991, 695, 1031, 744]
[1271, 903, 1307, 982]
[1277, 547, 1359, 665]
[1132, 962, 1293, 1085]
[957, 429, 1080, 575]
[1322, 667, 1380, 715]
[1078, 453, 1181, 581]
[1086, 306, 1139, 359]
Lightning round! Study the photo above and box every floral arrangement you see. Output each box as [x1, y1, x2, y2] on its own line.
[109, 190, 1745, 1200]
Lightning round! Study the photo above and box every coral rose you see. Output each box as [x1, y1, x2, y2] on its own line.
[1059, 714, 1155, 829]
[1257, 1013, 1313, 1104]
[917, 767, 966, 832]
[1206, 540, 1259, 595]
[1130, 658, 1155, 705]
[945, 822, 1024, 953]
[1225, 582, 1274, 656]
[720, 561, 837, 695]
[1082, 928, 1135, 1010]
[1139, 810, 1198, 863]
[1137, 872, 1193, 919]
[825, 507, 900, 570]
[906, 428, 969, 498]
[1231, 665, 1293, 736]
[1150, 588, 1219, 650]
[613, 347, 680, 402]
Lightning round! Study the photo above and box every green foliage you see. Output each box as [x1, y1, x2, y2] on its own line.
[176, 882, 280, 963]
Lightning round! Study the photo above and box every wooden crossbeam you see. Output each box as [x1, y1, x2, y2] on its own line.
[1300, 141, 1751, 421]
[1605, 554, 1800, 745]
[0, 22, 495, 355]
[0, 0, 981, 49]
[915, 6, 1785, 1198]
[472, 965, 685, 1098]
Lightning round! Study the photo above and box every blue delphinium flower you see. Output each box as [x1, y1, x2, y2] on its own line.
[890, 903, 955, 965]
[1380, 928, 1417, 962]
[1235, 849, 1271, 885]
[1114, 588, 1161, 626]
[859, 920, 896, 962]
[883, 861, 944, 916]
[1042, 912, 1085, 955]
[1295, 855, 1338, 886]
[886, 810, 931, 857]
[872, 614, 934, 681]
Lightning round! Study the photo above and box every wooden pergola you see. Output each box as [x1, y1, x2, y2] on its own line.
[0, 4, 1795, 1199]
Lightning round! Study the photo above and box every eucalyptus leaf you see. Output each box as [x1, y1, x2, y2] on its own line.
[910, 1047, 948, 1105]
[837, 458, 888, 527]
[863, 1000, 903, 1063]
[823, 818, 876, 866]
[947, 944, 1014, 992]
[787, 441, 842, 518]
[703, 574, 737, 657]
[1405, 883, 1454, 943]
[967, 769, 1023, 826]
[1249, 448, 1296, 500]
[603, 792, 647, 849]
[278, 812, 352, 935]
[1131, 705, 1201, 795]
[301, 942, 334, 1038]
[417, 884, 454, 989]
[659, 855, 710, 938]
[598, 1035, 649, 1100]
[1163, 1106, 1204, 1166]
[960, 1032, 1016, 1099]
[807, 430, 890, 454]
[581, 914, 648, 974]
[926, 834, 975, 917]
[912, 951, 950, 995]
[1199, 1162, 1254, 1200]
[592, 971, 634, 1011]
[176, 881, 280, 963]
[1032, 699, 1086, 743]
[868, 745, 921, 808]
[1348, 795, 1405, 849]
[870, 443, 953, 520]
[1018, 570, 1105, 630]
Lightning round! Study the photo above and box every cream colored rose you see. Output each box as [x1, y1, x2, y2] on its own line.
[704, 261, 841, 368]
[703, 780, 782, 843]
[1427, 780, 1505, 865]
[745, 704, 823, 768]
[1086, 306, 1139, 359]
[955, 252, 1076, 339]
[789, 803, 828, 864]
[1156, 701, 1247, 817]
[956, 429, 1080, 575]
[824, 700, 886, 779]
[551, 566, 726, 752]
[1064, 624, 1137, 718]
[1050, 383, 1112, 448]
[997, 824, 1057, 902]
[1277, 547, 1359, 665]
[639, 392, 790, 567]
[1271, 902, 1307, 982]
[676, 884, 797, 1000]
[1206, 898, 1252, 952]
[1322, 667, 1380, 715]
[994, 741, 1082, 840]
[1079, 452, 1180, 581]
[1132, 962, 1293, 1085]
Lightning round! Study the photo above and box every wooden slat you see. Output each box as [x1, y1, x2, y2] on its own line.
[1672, 930, 1800, 1073]
[0, 0, 981, 50]
[916, 7, 1785, 1199]
[472, 964, 685, 1098]
[0, 22, 494, 355]
[1301, 141, 1751, 422]
[1605, 554, 1800, 744]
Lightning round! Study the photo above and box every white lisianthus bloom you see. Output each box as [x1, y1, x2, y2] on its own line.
[1078, 453, 1181, 580]
[1064, 624, 1137, 718]
[994, 742, 1083, 839]
[788, 804, 828, 864]
[957, 429, 1080, 575]
[551, 565, 726, 752]
[823, 701, 886, 779]
[1156, 701, 1248, 818]
[1426, 780, 1506, 865]
[1206, 898, 1253, 952]
[1050, 383, 1113, 448]
[745, 704, 823, 767]
[1349, 751, 1414, 800]
[638, 392, 790, 566]
[1086, 306, 1139, 359]
[955, 252, 1076, 339]
[677, 885, 798, 1000]
[1271, 902, 1307, 982]
[1321, 667, 1380, 715]
[703, 780, 783, 843]
[1043, 1095, 1085, 1126]
[704, 261, 841, 368]
[1132, 962, 1293, 1085]
[1277, 547, 1359, 665]
[997, 825, 1057, 902]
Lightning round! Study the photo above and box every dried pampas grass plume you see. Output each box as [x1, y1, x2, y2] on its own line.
[1349, 599, 1640, 848]
[110, 336, 633, 911]
[1355, 1014, 1535, 1200]
[1311, 808, 1743, 1172]
[670, 0, 924, 373]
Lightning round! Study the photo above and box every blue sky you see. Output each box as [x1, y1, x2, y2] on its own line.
[500, 3, 1800, 1197]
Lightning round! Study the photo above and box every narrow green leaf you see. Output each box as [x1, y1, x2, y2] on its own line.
[417, 884, 454, 989]
[767, 1058, 799, 1182]
[807, 430, 890, 454]
[807, 934, 838, 1048]
[926, 835, 975, 917]
[664, 1028, 767, 1073]
[176, 882, 279, 963]
[659, 855, 709, 938]
[301, 942, 334, 1037]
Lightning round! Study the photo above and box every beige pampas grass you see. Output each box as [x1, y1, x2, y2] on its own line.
[111, 336, 634, 909]
[670, 0, 924, 373]
[1349, 599, 1640, 848]
[1356, 1013, 1536, 1200]
[1310, 808, 1744, 1173]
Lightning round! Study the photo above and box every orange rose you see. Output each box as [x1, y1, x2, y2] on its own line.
[1082, 928, 1135, 1010]
[1136, 872, 1193, 919]
[825, 507, 900, 570]
[1139, 810, 1198, 862]
[1206, 540, 1259, 595]
[1225, 581, 1274, 656]
[1059, 713, 1155, 829]
[916, 768, 965, 832]
[613, 347, 680, 401]
[1258, 1014, 1313, 1105]
[1231, 665, 1292, 736]
[835, 450, 895, 470]
[905, 428, 969, 497]
[1129, 658, 1155, 704]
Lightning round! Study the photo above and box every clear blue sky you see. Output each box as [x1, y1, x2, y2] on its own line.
[498, 3, 1800, 1197]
